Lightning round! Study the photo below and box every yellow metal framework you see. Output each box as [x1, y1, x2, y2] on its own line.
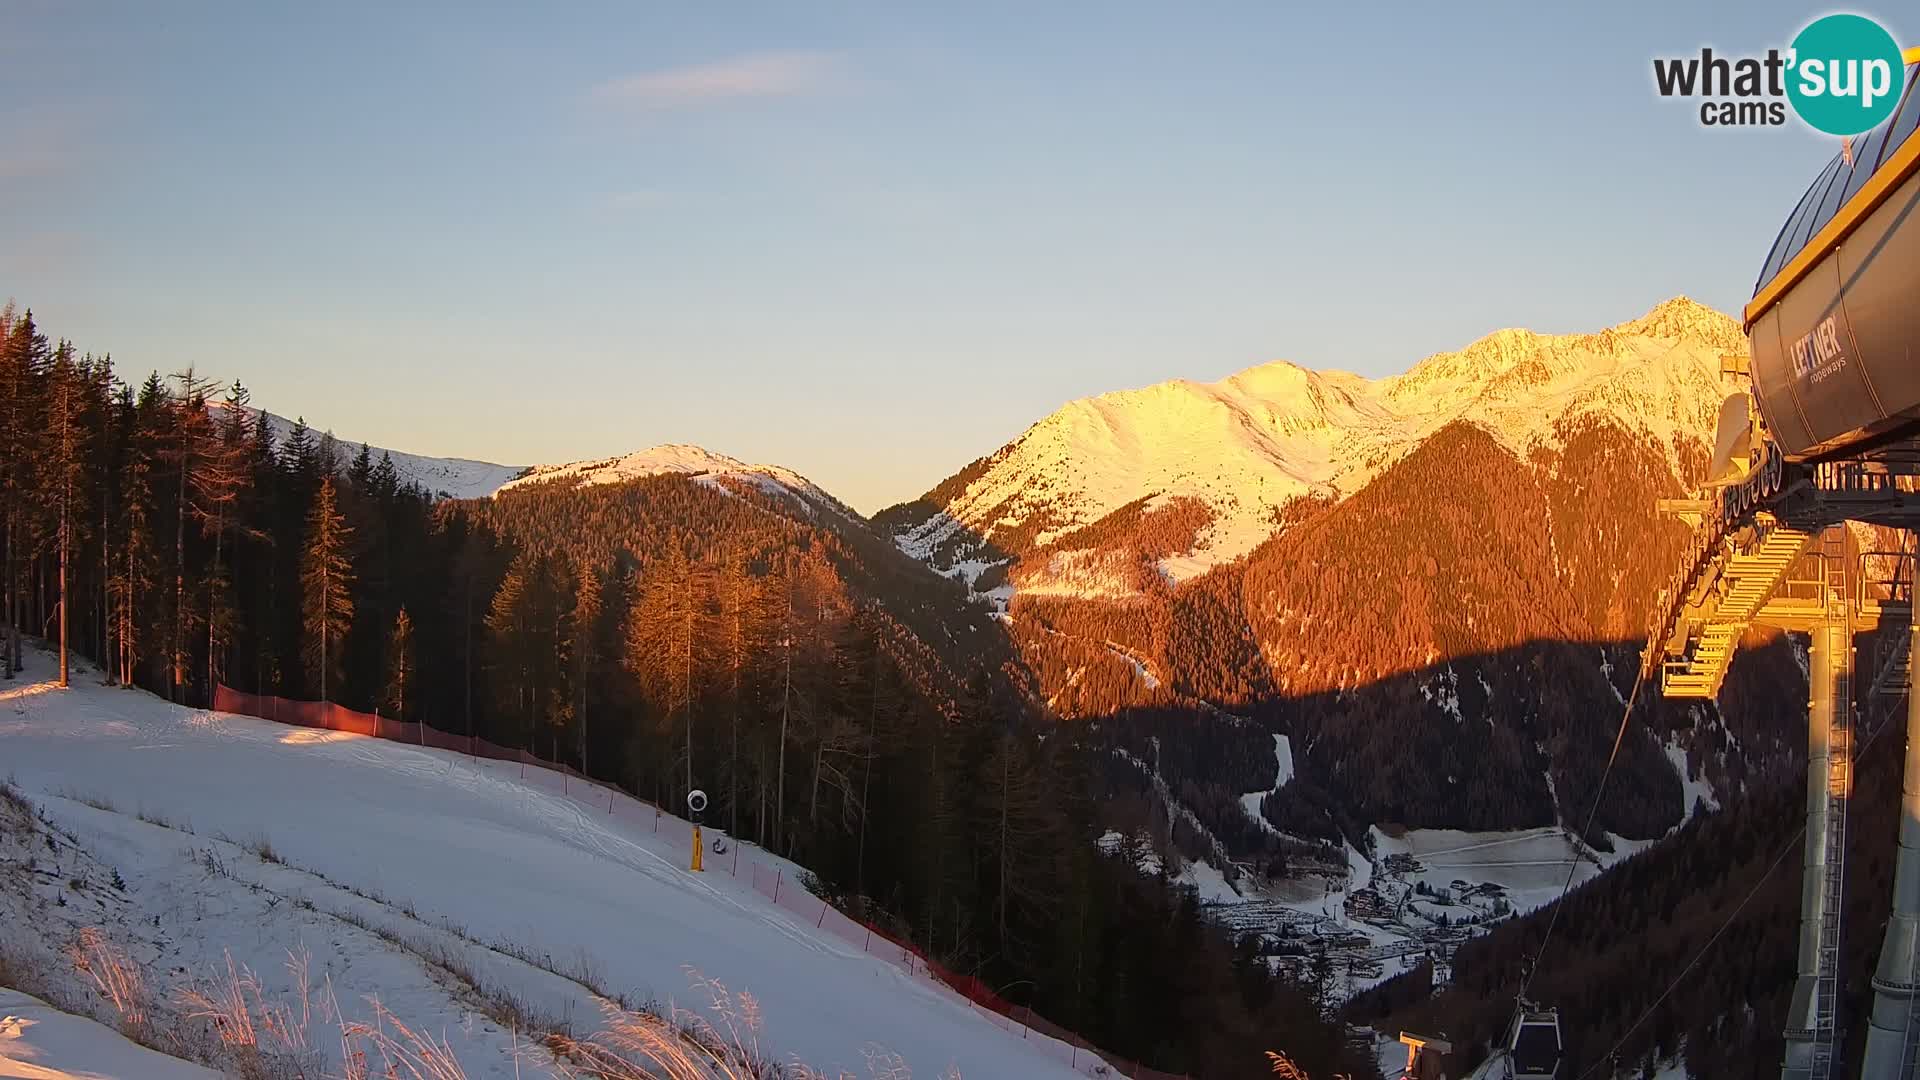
[1660, 515, 1819, 697]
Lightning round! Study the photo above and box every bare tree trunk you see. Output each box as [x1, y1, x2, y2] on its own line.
[319, 558, 328, 703]
[464, 574, 473, 741]
[3, 518, 14, 679]
[101, 499, 111, 683]
[206, 509, 223, 698]
[173, 457, 186, 702]
[58, 470, 69, 688]
[121, 541, 134, 687]
[857, 645, 877, 900]
[730, 586, 741, 841]
[684, 576, 693, 799]
[1000, 739, 1011, 943]
[778, 557, 792, 853]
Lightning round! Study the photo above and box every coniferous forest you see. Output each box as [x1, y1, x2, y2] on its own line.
[0, 304, 1369, 1078]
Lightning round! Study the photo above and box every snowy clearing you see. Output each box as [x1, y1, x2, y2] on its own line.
[1369, 825, 1651, 914]
[0, 652, 1095, 1079]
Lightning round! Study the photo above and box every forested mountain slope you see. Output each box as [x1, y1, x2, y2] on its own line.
[1353, 628, 1895, 1079]
[0, 303, 1367, 1080]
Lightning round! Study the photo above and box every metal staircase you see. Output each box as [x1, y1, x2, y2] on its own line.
[1870, 627, 1913, 701]
[1662, 516, 1821, 699]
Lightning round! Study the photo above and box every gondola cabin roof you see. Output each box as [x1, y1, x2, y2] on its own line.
[1747, 50, 1920, 330]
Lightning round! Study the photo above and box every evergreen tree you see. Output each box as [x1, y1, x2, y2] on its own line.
[0, 307, 51, 676]
[383, 606, 413, 721]
[201, 381, 255, 695]
[161, 368, 219, 700]
[46, 342, 91, 687]
[301, 476, 355, 701]
[566, 563, 602, 772]
[624, 550, 713, 804]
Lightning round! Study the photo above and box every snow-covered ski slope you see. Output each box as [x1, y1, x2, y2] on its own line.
[0, 657, 1092, 1079]
[0, 988, 219, 1079]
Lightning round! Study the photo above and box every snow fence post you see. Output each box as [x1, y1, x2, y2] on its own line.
[773, 868, 782, 903]
[817, 899, 828, 928]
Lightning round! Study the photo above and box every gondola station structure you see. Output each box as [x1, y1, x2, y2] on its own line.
[1645, 50, 1920, 1080]
[1428, 45, 1920, 1080]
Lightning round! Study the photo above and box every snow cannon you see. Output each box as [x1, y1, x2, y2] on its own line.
[687, 789, 708, 872]
[1746, 58, 1920, 462]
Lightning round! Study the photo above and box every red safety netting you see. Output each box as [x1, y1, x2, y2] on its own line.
[212, 684, 1187, 1080]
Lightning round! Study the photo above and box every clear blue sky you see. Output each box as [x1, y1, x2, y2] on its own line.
[0, 2, 1897, 512]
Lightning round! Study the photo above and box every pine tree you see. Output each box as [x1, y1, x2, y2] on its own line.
[382, 607, 413, 721]
[46, 343, 91, 688]
[0, 307, 51, 676]
[624, 551, 713, 803]
[567, 566, 602, 773]
[201, 381, 255, 696]
[301, 477, 355, 701]
[113, 377, 166, 688]
[715, 554, 777, 840]
[485, 549, 536, 746]
[162, 367, 219, 702]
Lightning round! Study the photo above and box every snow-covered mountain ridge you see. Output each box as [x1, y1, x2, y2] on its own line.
[495, 443, 851, 516]
[889, 297, 1742, 595]
[219, 404, 528, 500]
[226, 403, 843, 516]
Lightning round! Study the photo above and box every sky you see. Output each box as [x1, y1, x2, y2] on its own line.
[0, 2, 1900, 512]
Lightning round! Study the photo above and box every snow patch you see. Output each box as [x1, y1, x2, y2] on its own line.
[0, 988, 220, 1079]
[1666, 736, 1720, 820]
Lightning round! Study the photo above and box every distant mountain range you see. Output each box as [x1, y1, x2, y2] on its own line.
[267, 297, 1792, 876]
[877, 296, 1744, 600]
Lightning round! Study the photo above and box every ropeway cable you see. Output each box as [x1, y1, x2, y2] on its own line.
[1569, 687, 1912, 1079]
[1519, 659, 1650, 1003]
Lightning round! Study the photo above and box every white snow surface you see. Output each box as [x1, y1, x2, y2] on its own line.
[1666, 736, 1720, 820]
[903, 298, 1741, 592]
[0, 988, 219, 1079]
[497, 443, 847, 515]
[1368, 825, 1652, 915]
[0, 658, 1092, 1079]
[1238, 735, 1293, 836]
[217, 403, 526, 500]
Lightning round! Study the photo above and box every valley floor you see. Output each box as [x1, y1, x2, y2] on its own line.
[0, 650, 1093, 1079]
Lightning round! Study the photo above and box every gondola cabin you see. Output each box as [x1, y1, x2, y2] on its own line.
[1504, 1005, 1563, 1080]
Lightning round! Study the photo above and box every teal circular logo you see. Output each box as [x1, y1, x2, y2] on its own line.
[1787, 14, 1905, 136]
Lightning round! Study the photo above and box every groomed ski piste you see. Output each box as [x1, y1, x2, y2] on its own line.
[0, 648, 1095, 1079]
